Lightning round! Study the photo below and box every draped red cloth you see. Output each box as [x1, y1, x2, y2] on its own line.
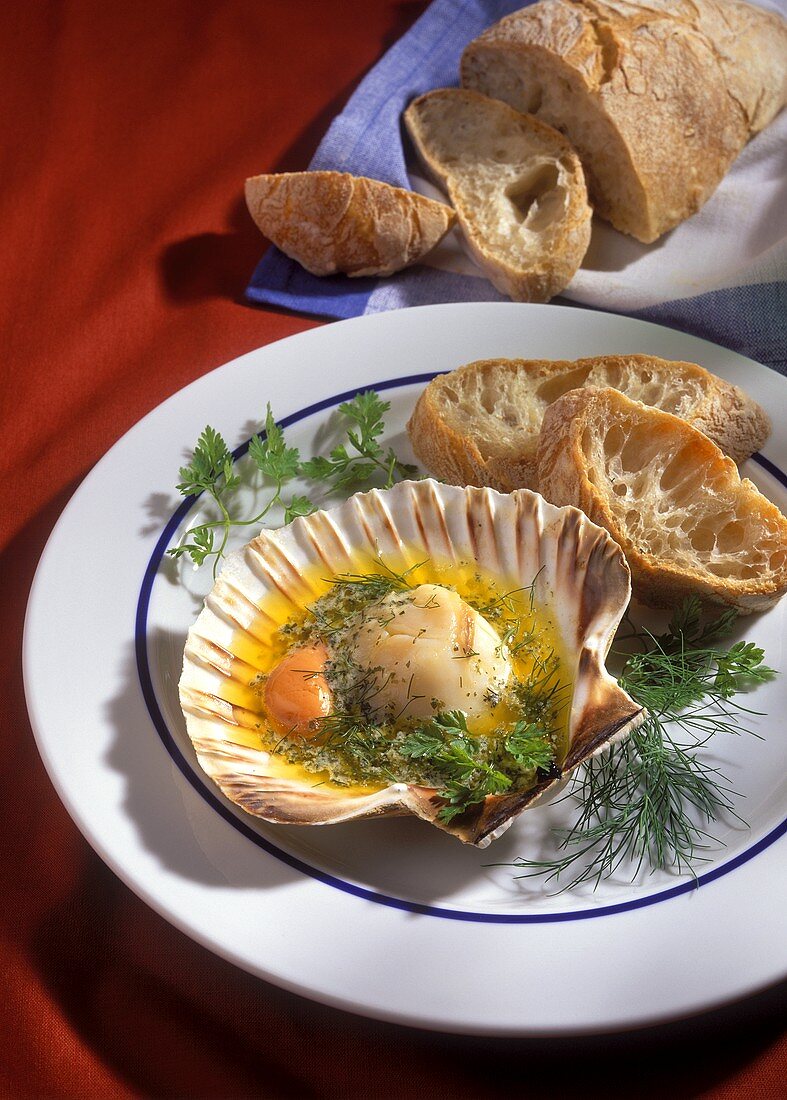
[1, 2, 785, 1095]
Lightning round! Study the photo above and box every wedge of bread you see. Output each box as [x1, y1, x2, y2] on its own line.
[403, 88, 591, 302]
[244, 171, 456, 277]
[536, 388, 787, 612]
[407, 355, 770, 493]
[461, 0, 787, 242]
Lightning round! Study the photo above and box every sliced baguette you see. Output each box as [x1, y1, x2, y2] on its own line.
[403, 88, 591, 302]
[244, 171, 455, 277]
[407, 355, 770, 492]
[461, 0, 787, 242]
[536, 388, 787, 612]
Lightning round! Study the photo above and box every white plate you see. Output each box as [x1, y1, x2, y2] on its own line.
[23, 303, 787, 1036]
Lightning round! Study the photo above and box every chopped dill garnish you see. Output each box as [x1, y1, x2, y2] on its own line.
[261, 564, 564, 824]
[328, 558, 427, 601]
[475, 567, 543, 620]
[507, 597, 776, 889]
[274, 708, 557, 824]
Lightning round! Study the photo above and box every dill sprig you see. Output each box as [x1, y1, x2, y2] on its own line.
[508, 597, 776, 889]
[328, 558, 427, 601]
[168, 392, 417, 576]
[475, 568, 543, 621]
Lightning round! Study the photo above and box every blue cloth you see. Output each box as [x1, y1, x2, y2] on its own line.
[246, 0, 787, 375]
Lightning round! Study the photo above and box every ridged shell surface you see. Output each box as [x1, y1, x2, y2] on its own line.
[179, 479, 643, 846]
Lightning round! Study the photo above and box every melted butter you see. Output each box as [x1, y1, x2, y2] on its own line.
[217, 547, 574, 792]
[260, 748, 380, 798]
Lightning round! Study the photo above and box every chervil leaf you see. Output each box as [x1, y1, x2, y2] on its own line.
[328, 443, 351, 466]
[347, 428, 380, 458]
[169, 391, 415, 572]
[504, 721, 555, 772]
[222, 456, 240, 492]
[432, 710, 469, 735]
[399, 729, 443, 760]
[330, 461, 379, 490]
[338, 391, 388, 441]
[300, 455, 335, 480]
[299, 391, 417, 493]
[167, 525, 215, 566]
[176, 426, 233, 496]
[714, 641, 774, 697]
[248, 405, 300, 483]
[399, 712, 519, 823]
[283, 495, 316, 524]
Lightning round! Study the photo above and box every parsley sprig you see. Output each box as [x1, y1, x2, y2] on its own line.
[287, 708, 556, 825]
[400, 712, 555, 824]
[169, 392, 416, 576]
[509, 598, 776, 889]
[301, 391, 415, 491]
[400, 712, 512, 823]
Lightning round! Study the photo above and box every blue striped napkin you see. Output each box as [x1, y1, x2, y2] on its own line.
[246, 0, 787, 374]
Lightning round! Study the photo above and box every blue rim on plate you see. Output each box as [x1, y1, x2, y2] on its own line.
[135, 374, 787, 924]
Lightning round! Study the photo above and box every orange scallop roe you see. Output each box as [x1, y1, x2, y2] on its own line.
[264, 643, 333, 737]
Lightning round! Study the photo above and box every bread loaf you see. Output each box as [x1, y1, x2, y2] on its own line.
[403, 89, 591, 302]
[536, 388, 787, 612]
[407, 354, 770, 492]
[461, 0, 787, 242]
[244, 171, 456, 277]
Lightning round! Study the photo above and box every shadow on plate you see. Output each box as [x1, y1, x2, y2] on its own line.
[103, 641, 294, 890]
[102, 628, 602, 909]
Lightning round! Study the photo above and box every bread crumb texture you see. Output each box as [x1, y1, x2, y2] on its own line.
[537, 387, 787, 612]
[404, 88, 591, 301]
[407, 354, 769, 493]
[462, 0, 787, 241]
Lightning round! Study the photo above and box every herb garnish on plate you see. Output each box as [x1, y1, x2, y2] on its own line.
[508, 597, 776, 888]
[270, 568, 564, 823]
[168, 391, 416, 575]
[170, 401, 777, 881]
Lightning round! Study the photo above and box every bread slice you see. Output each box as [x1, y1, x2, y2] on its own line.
[461, 0, 787, 242]
[536, 388, 787, 613]
[407, 355, 770, 493]
[244, 171, 455, 277]
[403, 88, 591, 302]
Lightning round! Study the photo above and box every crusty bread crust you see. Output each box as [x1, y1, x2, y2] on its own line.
[461, 0, 787, 242]
[244, 171, 455, 277]
[407, 354, 770, 492]
[536, 388, 787, 613]
[404, 88, 591, 302]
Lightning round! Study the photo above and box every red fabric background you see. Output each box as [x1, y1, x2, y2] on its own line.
[1, 2, 785, 1096]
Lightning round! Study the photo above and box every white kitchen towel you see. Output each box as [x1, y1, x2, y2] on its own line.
[246, 0, 787, 372]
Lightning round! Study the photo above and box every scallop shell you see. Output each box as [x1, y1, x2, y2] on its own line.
[179, 480, 644, 847]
